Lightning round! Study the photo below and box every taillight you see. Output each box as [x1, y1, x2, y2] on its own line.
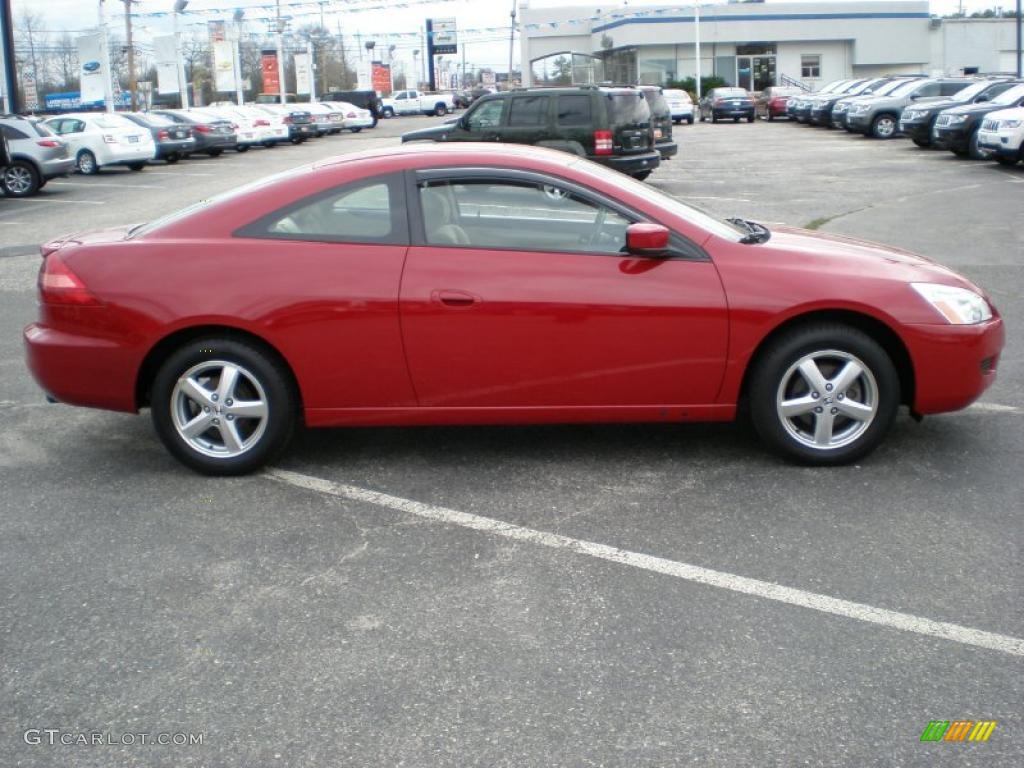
[157, 129, 170, 140]
[346, 111, 357, 118]
[102, 134, 117, 144]
[283, 116, 293, 124]
[254, 119, 270, 127]
[594, 129, 613, 155]
[38, 252, 100, 306]
[36, 139, 61, 148]
[193, 124, 212, 134]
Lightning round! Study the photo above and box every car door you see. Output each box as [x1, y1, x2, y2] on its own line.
[501, 94, 551, 146]
[453, 99, 505, 142]
[399, 170, 729, 410]
[50, 118, 87, 156]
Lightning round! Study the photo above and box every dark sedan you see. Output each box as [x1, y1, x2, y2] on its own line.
[699, 88, 755, 123]
[121, 112, 196, 163]
[151, 110, 237, 157]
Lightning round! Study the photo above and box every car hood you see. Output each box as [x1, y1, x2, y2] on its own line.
[941, 101, 1007, 117]
[755, 224, 972, 287]
[402, 123, 456, 142]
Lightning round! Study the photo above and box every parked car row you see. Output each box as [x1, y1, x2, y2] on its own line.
[0, 100, 376, 196]
[784, 75, 1024, 165]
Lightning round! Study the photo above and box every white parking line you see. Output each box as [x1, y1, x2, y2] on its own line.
[48, 181, 160, 190]
[265, 468, 1024, 657]
[1, 197, 104, 205]
[969, 402, 1021, 414]
[141, 171, 215, 177]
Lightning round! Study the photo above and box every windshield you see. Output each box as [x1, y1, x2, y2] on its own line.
[93, 114, 137, 130]
[847, 79, 881, 96]
[993, 83, 1024, 105]
[715, 88, 748, 98]
[889, 79, 928, 98]
[818, 80, 847, 94]
[952, 80, 995, 102]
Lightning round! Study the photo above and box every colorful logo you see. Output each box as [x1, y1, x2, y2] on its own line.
[82, 61, 101, 73]
[920, 720, 997, 742]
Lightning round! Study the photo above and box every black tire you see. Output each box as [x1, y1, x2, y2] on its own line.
[236, 144, 249, 153]
[632, 171, 651, 181]
[434, 104, 448, 116]
[128, 162, 146, 171]
[712, 114, 718, 124]
[966, 129, 985, 160]
[2, 159, 41, 197]
[165, 152, 181, 164]
[687, 116, 694, 125]
[995, 154, 1020, 166]
[748, 324, 899, 466]
[383, 108, 394, 119]
[349, 127, 362, 133]
[912, 138, 930, 148]
[150, 338, 297, 475]
[747, 115, 754, 123]
[768, 112, 775, 122]
[207, 148, 223, 157]
[77, 150, 99, 175]
[733, 116, 740, 123]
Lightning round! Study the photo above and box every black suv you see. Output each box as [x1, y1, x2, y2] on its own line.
[931, 81, 1024, 158]
[638, 85, 678, 160]
[320, 90, 384, 125]
[400, 86, 661, 180]
[899, 78, 1017, 147]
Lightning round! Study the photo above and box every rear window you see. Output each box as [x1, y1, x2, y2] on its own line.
[715, 88, 749, 98]
[31, 121, 56, 137]
[643, 90, 669, 116]
[556, 95, 592, 126]
[136, 113, 174, 127]
[606, 92, 651, 126]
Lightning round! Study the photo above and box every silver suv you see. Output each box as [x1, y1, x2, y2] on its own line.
[845, 78, 976, 139]
[0, 115, 74, 197]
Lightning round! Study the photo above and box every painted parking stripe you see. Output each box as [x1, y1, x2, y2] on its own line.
[968, 402, 1021, 414]
[48, 181, 160, 190]
[1, 197, 104, 205]
[265, 468, 1024, 658]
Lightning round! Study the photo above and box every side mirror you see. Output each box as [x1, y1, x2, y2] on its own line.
[626, 222, 670, 257]
[976, 94, 990, 103]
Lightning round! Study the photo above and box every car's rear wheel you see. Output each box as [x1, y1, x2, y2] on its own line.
[77, 150, 99, 175]
[434, 104, 448, 116]
[349, 127, 362, 133]
[151, 338, 296, 475]
[687, 116, 694, 125]
[749, 324, 899, 465]
[632, 171, 651, 181]
[207, 148, 223, 157]
[2, 160, 41, 197]
[236, 145, 249, 153]
[128, 162, 146, 171]
[912, 138, 930, 148]
[165, 152, 181, 164]
[870, 114, 897, 139]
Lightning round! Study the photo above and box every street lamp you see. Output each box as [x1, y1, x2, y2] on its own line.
[172, 0, 189, 109]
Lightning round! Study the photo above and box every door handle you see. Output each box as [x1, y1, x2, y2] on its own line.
[433, 289, 481, 308]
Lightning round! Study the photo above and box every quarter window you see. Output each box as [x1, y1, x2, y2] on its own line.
[801, 55, 821, 79]
[556, 95, 592, 126]
[418, 179, 632, 254]
[238, 176, 406, 244]
[507, 95, 550, 127]
[0, 124, 29, 140]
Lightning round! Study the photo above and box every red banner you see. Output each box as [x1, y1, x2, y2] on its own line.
[261, 50, 280, 95]
[371, 63, 392, 96]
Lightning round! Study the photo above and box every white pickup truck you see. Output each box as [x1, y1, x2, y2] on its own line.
[387, 89, 456, 117]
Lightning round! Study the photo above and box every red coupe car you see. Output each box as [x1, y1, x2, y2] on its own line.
[24, 144, 1003, 474]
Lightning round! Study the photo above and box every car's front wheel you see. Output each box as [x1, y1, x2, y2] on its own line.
[151, 338, 297, 475]
[870, 114, 897, 139]
[749, 324, 899, 465]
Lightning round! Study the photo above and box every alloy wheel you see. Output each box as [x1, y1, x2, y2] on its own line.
[775, 349, 879, 450]
[170, 360, 269, 459]
[3, 164, 36, 196]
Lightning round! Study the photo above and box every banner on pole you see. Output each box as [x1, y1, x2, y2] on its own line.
[77, 33, 106, 104]
[153, 35, 179, 95]
[294, 53, 311, 95]
[213, 40, 235, 92]
[261, 50, 280, 95]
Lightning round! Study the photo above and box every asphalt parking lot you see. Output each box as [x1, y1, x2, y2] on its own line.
[1, 115, 1022, 766]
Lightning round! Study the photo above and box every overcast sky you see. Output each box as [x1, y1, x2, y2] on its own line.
[12, 0, 1014, 72]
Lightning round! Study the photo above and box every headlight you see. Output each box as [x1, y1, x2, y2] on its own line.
[911, 283, 993, 324]
[850, 104, 868, 114]
[903, 110, 922, 120]
[1004, 119, 1023, 129]
[948, 114, 968, 124]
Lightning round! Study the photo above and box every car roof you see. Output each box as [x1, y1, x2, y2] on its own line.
[313, 141, 581, 172]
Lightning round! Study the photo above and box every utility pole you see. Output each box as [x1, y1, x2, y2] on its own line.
[1017, 0, 1022, 79]
[0, 0, 16, 113]
[461, 42, 466, 90]
[98, 0, 114, 111]
[508, 0, 516, 90]
[122, 0, 136, 111]
[233, 9, 244, 105]
[275, 0, 287, 104]
[694, 2, 702, 102]
[319, 0, 327, 94]
[173, 0, 189, 109]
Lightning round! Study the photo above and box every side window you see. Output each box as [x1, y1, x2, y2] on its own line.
[467, 100, 505, 131]
[69, 120, 86, 133]
[0, 124, 29, 140]
[396, 92, 407, 101]
[237, 175, 407, 245]
[939, 82, 966, 97]
[507, 96, 550, 127]
[418, 179, 632, 254]
[556, 95, 592, 127]
[914, 83, 941, 98]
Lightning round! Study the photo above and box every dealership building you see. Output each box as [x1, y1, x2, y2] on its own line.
[520, 1, 1022, 90]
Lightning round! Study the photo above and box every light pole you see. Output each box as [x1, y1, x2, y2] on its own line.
[412, 49, 420, 89]
[99, 0, 115, 111]
[388, 44, 396, 93]
[172, 0, 189, 109]
[275, 0, 287, 104]
[694, 2, 702, 103]
[232, 9, 244, 105]
[508, 0, 516, 90]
